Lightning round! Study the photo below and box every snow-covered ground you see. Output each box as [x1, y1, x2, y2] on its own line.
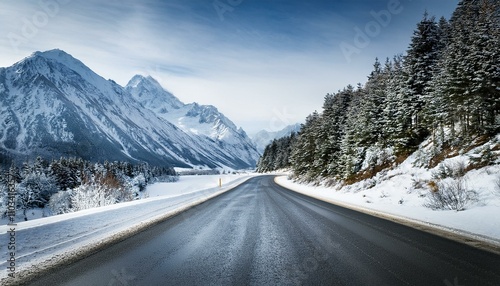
[275, 138, 500, 247]
[145, 174, 250, 198]
[2, 136, 499, 283]
[0, 174, 255, 283]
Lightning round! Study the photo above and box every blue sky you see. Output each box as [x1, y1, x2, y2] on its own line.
[0, 0, 458, 134]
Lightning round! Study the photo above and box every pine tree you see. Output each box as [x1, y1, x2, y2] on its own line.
[470, 0, 500, 134]
[322, 87, 354, 177]
[433, 0, 499, 139]
[345, 58, 390, 152]
[291, 111, 321, 181]
[258, 140, 278, 172]
[405, 12, 442, 136]
[338, 88, 364, 179]
[257, 133, 298, 173]
[285, 1, 498, 184]
[383, 55, 414, 152]
[424, 17, 451, 146]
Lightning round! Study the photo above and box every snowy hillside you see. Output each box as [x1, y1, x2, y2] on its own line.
[0, 50, 258, 169]
[252, 124, 301, 154]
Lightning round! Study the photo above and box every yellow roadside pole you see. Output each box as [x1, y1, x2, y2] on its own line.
[219, 178, 222, 188]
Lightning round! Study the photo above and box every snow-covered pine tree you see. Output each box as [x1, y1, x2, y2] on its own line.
[470, 0, 500, 134]
[338, 87, 364, 179]
[49, 157, 83, 191]
[312, 99, 332, 178]
[423, 17, 451, 147]
[359, 58, 390, 147]
[323, 86, 354, 178]
[284, 132, 297, 170]
[291, 111, 321, 181]
[273, 1, 498, 184]
[258, 140, 278, 172]
[274, 137, 287, 170]
[433, 0, 499, 139]
[311, 92, 347, 179]
[16, 158, 58, 220]
[382, 55, 415, 153]
[405, 12, 442, 137]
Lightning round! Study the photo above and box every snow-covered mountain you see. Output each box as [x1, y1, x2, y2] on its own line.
[252, 124, 301, 154]
[0, 49, 259, 169]
[126, 75, 255, 146]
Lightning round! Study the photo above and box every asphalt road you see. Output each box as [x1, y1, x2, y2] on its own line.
[29, 176, 500, 285]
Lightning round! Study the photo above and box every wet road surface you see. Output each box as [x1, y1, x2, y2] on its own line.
[29, 176, 500, 285]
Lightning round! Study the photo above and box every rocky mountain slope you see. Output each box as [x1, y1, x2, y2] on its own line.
[0, 49, 259, 169]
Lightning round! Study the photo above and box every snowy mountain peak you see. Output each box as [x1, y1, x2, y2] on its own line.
[126, 74, 183, 111]
[125, 74, 259, 158]
[30, 49, 87, 74]
[127, 74, 162, 90]
[21, 49, 111, 93]
[0, 49, 259, 169]
[33, 49, 76, 62]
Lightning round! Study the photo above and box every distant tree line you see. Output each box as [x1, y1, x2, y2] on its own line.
[257, 0, 499, 182]
[0, 157, 177, 219]
[256, 133, 297, 172]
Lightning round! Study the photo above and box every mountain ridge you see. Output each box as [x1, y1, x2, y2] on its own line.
[0, 49, 259, 169]
[252, 124, 301, 154]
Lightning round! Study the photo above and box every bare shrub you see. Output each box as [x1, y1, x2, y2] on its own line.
[411, 178, 426, 190]
[425, 177, 478, 211]
[452, 160, 467, 178]
[324, 178, 337, 188]
[427, 181, 439, 193]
